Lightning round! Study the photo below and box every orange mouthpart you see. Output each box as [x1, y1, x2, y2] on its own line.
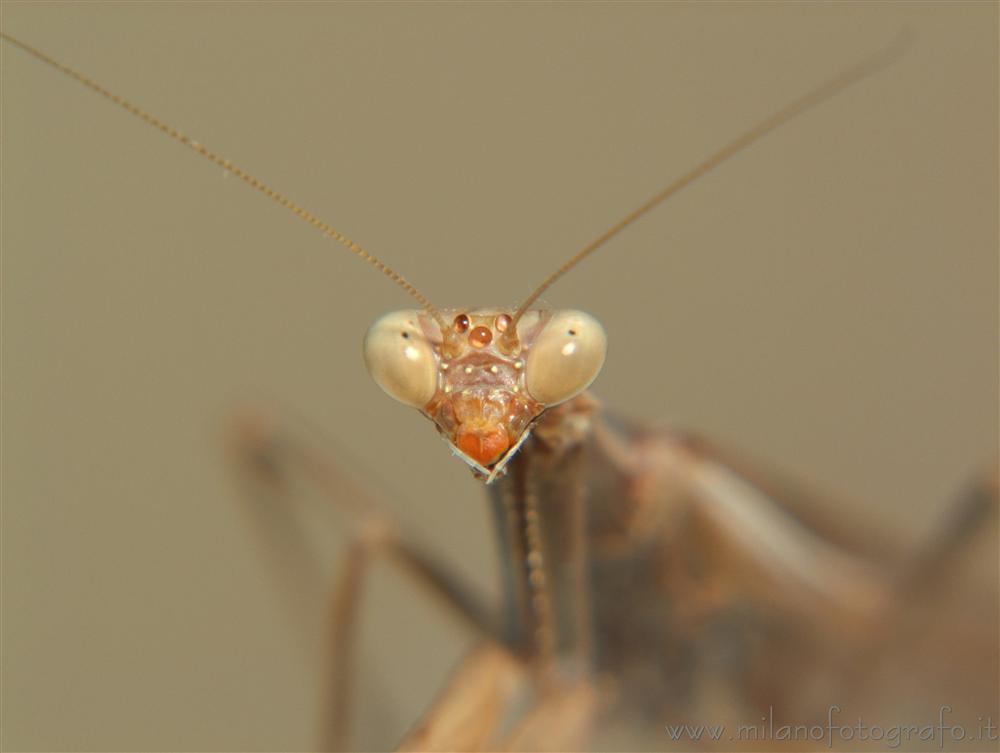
[456, 425, 510, 467]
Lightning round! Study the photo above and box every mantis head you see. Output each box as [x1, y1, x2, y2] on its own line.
[364, 308, 606, 480]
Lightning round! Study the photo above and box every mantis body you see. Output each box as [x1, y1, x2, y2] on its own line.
[3, 10, 998, 752]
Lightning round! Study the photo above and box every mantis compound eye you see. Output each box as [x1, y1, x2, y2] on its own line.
[363, 311, 438, 408]
[525, 310, 606, 406]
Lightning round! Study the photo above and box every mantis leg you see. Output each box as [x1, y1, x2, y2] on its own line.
[226, 411, 503, 751]
[397, 640, 601, 753]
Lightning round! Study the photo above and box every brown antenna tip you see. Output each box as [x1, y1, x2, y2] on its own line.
[510, 30, 912, 326]
[0, 30, 448, 330]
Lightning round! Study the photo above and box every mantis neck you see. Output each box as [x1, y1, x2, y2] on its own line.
[487, 393, 599, 680]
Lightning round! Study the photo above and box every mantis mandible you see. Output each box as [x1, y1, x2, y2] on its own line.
[3, 16, 997, 752]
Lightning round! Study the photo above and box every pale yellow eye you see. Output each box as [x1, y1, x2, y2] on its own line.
[363, 311, 438, 408]
[525, 310, 606, 406]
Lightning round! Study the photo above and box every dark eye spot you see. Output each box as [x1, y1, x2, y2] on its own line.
[453, 313, 471, 333]
[568, 329, 577, 336]
[401, 331, 410, 339]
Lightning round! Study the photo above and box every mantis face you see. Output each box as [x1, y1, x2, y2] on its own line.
[364, 308, 606, 478]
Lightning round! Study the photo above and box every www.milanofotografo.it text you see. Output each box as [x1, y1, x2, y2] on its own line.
[664, 705, 998, 749]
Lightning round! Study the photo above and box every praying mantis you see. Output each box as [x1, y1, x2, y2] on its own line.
[3, 2, 996, 748]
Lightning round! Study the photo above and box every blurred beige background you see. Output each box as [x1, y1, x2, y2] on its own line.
[2, 2, 996, 751]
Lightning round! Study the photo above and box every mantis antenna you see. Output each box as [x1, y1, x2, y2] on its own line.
[0, 31, 449, 332]
[3, 30, 909, 342]
[508, 31, 912, 331]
